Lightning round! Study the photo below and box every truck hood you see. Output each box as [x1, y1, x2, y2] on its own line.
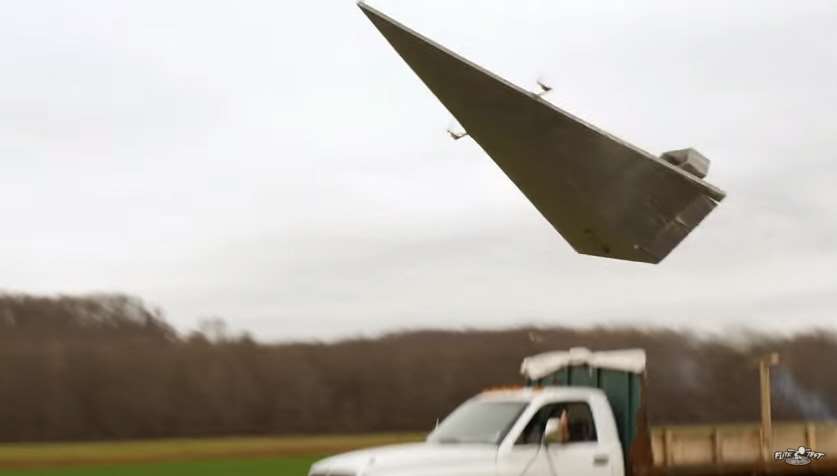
[308, 442, 497, 476]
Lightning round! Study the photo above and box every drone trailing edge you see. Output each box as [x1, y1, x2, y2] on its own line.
[358, 2, 726, 264]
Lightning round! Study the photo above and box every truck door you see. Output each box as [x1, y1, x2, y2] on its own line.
[545, 402, 612, 476]
[500, 402, 614, 476]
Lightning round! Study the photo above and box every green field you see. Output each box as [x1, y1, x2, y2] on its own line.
[0, 456, 320, 476]
[0, 434, 422, 476]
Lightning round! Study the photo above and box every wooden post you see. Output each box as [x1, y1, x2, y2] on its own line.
[760, 358, 771, 462]
[806, 422, 817, 450]
[663, 428, 673, 467]
[759, 353, 779, 463]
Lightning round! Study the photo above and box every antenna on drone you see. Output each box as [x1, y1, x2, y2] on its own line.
[535, 76, 553, 97]
[446, 119, 468, 141]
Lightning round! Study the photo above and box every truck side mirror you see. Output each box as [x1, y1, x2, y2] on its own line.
[542, 417, 566, 445]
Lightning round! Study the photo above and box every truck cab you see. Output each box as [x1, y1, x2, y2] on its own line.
[308, 386, 625, 476]
[491, 387, 625, 476]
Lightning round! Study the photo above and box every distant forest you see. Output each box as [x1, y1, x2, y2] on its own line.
[1, 293, 835, 443]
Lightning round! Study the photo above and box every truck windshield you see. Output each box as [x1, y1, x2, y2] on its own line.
[428, 400, 528, 445]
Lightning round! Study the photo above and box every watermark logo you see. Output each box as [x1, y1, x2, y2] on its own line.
[774, 446, 825, 466]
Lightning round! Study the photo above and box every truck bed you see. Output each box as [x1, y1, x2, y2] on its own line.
[644, 421, 837, 475]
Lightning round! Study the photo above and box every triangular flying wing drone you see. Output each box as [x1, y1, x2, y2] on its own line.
[359, 2, 726, 264]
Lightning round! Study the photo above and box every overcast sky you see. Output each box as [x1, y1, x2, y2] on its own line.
[2, 0, 835, 340]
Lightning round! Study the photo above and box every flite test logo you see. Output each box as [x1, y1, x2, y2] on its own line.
[774, 446, 826, 466]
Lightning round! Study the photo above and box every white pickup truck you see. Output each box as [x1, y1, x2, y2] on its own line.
[308, 386, 624, 476]
[308, 348, 836, 476]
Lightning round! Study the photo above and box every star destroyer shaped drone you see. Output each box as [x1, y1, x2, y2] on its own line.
[358, 2, 726, 264]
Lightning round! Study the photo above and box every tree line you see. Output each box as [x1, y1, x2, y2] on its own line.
[0, 293, 834, 443]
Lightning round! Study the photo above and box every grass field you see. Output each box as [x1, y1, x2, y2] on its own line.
[0, 456, 321, 476]
[0, 433, 423, 476]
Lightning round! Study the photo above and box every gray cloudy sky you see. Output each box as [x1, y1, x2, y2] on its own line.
[2, 0, 835, 340]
